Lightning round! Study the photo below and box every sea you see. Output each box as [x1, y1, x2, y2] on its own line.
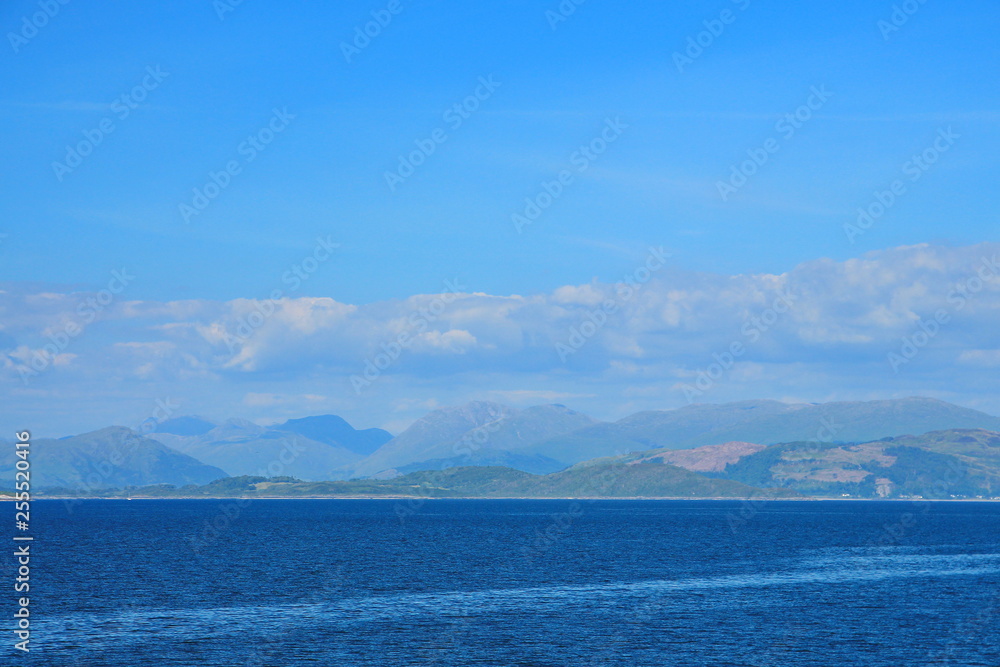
[15, 498, 1000, 666]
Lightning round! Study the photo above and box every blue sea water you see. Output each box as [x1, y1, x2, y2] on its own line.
[13, 499, 1000, 666]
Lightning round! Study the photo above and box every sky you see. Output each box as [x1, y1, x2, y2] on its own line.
[2, 0, 999, 436]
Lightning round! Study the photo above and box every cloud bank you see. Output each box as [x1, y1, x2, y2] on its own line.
[3, 242, 999, 436]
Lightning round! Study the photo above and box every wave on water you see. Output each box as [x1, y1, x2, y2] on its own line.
[35, 551, 1000, 652]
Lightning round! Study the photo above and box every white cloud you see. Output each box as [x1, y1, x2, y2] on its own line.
[486, 389, 597, 404]
[958, 349, 1000, 367]
[3, 242, 1000, 434]
[243, 392, 328, 408]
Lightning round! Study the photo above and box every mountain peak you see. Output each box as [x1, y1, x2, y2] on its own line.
[275, 414, 391, 456]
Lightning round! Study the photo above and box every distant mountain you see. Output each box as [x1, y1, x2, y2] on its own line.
[716, 428, 1000, 498]
[350, 402, 598, 477]
[349, 401, 517, 477]
[274, 415, 391, 456]
[49, 427, 1000, 500]
[28, 398, 1000, 493]
[154, 416, 217, 437]
[0, 427, 226, 490]
[148, 419, 362, 481]
[526, 397, 1000, 463]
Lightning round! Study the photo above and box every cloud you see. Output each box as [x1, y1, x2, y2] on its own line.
[486, 389, 597, 405]
[242, 392, 328, 408]
[958, 349, 1000, 367]
[2, 242, 1000, 435]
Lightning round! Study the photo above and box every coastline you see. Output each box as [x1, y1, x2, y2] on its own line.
[15, 495, 1000, 502]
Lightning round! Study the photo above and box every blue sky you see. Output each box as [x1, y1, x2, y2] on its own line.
[2, 0, 1000, 435]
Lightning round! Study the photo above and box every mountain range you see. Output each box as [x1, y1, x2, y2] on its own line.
[47, 427, 1000, 501]
[349, 396, 1000, 478]
[146, 415, 392, 481]
[351, 402, 598, 477]
[8, 397, 1000, 499]
[518, 397, 1000, 465]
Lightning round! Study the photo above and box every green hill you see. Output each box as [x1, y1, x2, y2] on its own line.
[0, 427, 227, 490]
[73, 459, 785, 499]
[717, 429, 1000, 498]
